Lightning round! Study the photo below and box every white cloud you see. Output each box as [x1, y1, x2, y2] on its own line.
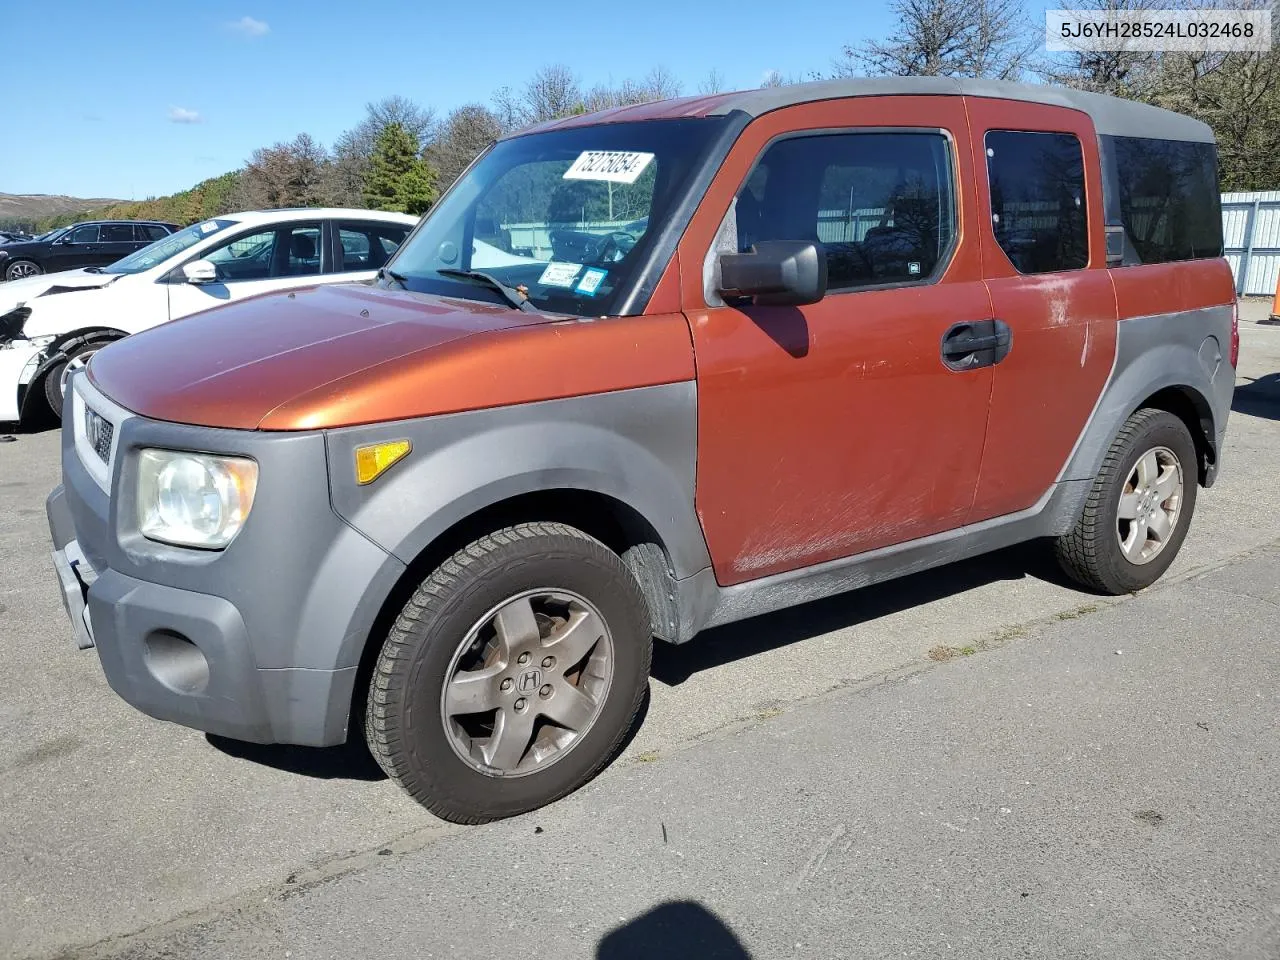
[228, 15, 269, 37]
[168, 106, 202, 124]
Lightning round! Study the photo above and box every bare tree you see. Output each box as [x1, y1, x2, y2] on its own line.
[837, 0, 1036, 79]
[522, 65, 583, 124]
[698, 68, 728, 94]
[425, 104, 504, 192]
[237, 133, 334, 209]
[1039, 0, 1166, 96]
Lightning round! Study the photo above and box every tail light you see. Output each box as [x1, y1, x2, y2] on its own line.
[1230, 300, 1240, 368]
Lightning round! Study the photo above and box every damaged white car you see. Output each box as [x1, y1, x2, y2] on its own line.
[0, 207, 416, 423]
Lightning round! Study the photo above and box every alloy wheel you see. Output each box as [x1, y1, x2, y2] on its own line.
[440, 588, 614, 777]
[1116, 446, 1184, 565]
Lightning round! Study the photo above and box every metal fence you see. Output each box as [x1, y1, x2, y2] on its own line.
[1223, 191, 1280, 296]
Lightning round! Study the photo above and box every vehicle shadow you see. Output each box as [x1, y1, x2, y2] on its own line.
[651, 539, 1073, 686]
[597, 901, 752, 959]
[1232, 374, 1280, 420]
[204, 680, 653, 784]
[205, 733, 388, 782]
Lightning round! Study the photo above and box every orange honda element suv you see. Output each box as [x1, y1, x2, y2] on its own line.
[48, 79, 1237, 822]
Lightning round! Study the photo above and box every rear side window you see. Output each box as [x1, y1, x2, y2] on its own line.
[985, 130, 1088, 274]
[140, 224, 169, 242]
[337, 222, 410, 273]
[102, 224, 134, 242]
[1106, 136, 1223, 263]
[736, 131, 956, 291]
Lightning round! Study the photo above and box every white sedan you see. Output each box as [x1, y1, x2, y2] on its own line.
[0, 208, 417, 423]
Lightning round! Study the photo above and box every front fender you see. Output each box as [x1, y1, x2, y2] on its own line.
[325, 381, 710, 580]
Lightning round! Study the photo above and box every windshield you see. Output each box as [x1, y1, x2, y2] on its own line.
[35, 227, 67, 243]
[383, 118, 728, 316]
[101, 218, 238, 274]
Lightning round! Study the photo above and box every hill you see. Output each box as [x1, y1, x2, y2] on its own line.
[0, 192, 123, 229]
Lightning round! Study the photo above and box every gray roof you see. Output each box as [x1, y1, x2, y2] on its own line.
[707, 78, 1214, 143]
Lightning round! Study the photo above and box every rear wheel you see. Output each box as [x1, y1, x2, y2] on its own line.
[1055, 408, 1198, 594]
[4, 259, 41, 282]
[365, 522, 652, 823]
[42, 336, 115, 421]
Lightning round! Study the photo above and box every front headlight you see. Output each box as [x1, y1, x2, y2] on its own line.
[137, 449, 258, 549]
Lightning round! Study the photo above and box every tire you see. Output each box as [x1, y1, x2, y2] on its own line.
[42, 335, 116, 421]
[366, 522, 652, 823]
[4, 259, 41, 282]
[1055, 408, 1198, 594]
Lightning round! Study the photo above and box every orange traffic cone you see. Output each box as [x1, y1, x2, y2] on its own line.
[1269, 271, 1280, 325]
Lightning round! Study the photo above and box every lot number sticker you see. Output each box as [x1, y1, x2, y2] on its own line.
[563, 151, 655, 184]
[538, 262, 583, 287]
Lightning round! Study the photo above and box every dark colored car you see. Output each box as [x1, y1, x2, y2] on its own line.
[0, 220, 179, 282]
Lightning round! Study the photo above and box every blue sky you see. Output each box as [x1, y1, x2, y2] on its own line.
[1, 0, 1052, 200]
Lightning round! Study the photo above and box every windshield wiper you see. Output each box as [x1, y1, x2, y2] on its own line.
[83, 266, 103, 273]
[376, 266, 408, 288]
[436, 268, 538, 313]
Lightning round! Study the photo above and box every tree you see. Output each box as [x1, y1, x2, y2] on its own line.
[364, 122, 438, 215]
[698, 68, 728, 94]
[1043, 0, 1280, 190]
[238, 133, 334, 209]
[836, 0, 1036, 80]
[331, 96, 435, 206]
[425, 104, 504, 193]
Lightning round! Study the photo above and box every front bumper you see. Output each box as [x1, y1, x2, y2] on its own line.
[0, 343, 41, 421]
[47, 381, 407, 746]
[49, 485, 361, 744]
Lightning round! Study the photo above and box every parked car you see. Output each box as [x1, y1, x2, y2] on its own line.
[0, 230, 33, 244]
[0, 208, 416, 421]
[47, 78, 1236, 823]
[0, 219, 179, 281]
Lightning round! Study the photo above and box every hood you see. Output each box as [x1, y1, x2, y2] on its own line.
[0, 269, 116, 314]
[88, 283, 558, 430]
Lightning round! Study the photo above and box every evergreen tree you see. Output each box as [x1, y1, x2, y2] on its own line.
[364, 122, 438, 215]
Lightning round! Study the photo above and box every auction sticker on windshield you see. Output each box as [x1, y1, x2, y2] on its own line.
[563, 151, 655, 184]
[538, 262, 583, 287]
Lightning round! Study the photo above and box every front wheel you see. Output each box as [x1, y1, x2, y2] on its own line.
[4, 259, 41, 282]
[1055, 408, 1198, 594]
[42, 336, 116, 421]
[365, 522, 652, 823]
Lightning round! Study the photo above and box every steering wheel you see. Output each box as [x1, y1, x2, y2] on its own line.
[593, 231, 637, 264]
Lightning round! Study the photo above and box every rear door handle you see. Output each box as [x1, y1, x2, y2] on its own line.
[941, 319, 1013, 371]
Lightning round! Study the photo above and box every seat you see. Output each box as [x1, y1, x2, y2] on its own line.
[288, 233, 318, 275]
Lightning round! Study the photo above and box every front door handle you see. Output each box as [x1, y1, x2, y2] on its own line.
[941, 319, 1013, 371]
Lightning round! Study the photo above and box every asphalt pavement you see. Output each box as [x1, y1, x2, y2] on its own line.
[2, 305, 1280, 959]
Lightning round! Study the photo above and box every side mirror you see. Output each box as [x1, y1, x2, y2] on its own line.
[717, 240, 827, 307]
[182, 259, 218, 284]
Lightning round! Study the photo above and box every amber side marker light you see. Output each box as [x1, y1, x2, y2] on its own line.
[355, 440, 411, 484]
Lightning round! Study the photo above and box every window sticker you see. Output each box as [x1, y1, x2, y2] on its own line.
[562, 151, 655, 184]
[575, 267, 608, 296]
[538, 262, 583, 287]
[199, 221, 219, 234]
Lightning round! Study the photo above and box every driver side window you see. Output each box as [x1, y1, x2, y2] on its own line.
[67, 225, 100, 244]
[200, 224, 322, 281]
[735, 131, 955, 291]
[204, 229, 276, 281]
